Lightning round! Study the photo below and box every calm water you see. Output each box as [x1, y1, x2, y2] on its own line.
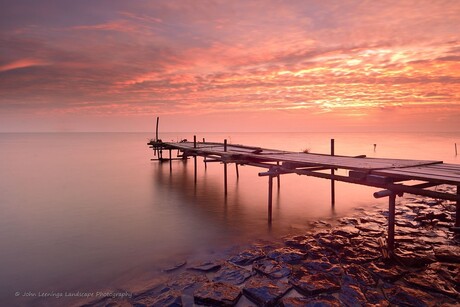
[0, 132, 458, 305]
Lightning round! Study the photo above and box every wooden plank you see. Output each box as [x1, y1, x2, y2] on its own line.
[372, 168, 460, 185]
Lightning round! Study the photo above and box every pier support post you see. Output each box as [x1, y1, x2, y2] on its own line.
[331, 139, 335, 208]
[224, 139, 228, 196]
[169, 149, 172, 172]
[194, 135, 197, 183]
[388, 192, 396, 252]
[268, 175, 274, 223]
[456, 185, 460, 227]
[235, 163, 239, 179]
[276, 161, 280, 189]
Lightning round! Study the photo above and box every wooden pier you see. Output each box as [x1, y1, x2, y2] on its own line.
[148, 137, 460, 254]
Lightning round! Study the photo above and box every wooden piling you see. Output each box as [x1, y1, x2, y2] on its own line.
[235, 163, 239, 178]
[169, 148, 172, 172]
[194, 135, 197, 183]
[224, 139, 228, 196]
[331, 139, 335, 207]
[456, 143, 458, 156]
[456, 185, 460, 227]
[388, 192, 396, 252]
[155, 117, 159, 141]
[276, 161, 280, 189]
[268, 175, 273, 222]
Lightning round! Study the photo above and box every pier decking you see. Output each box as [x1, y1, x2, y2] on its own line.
[148, 138, 460, 253]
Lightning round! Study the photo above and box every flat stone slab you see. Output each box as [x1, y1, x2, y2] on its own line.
[280, 295, 341, 307]
[188, 261, 221, 272]
[243, 276, 291, 306]
[383, 285, 438, 306]
[212, 264, 252, 285]
[267, 247, 306, 264]
[228, 249, 265, 266]
[194, 282, 241, 306]
[434, 245, 460, 263]
[148, 289, 183, 307]
[343, 264, 377, 287]
[302, 259, 343, 276]
[339, 283, 366, 307]
[253, 258, 291, 279]
[404, 271, 459, 297]
[289, 268, 341, 296]
[366, 262, 407, 282]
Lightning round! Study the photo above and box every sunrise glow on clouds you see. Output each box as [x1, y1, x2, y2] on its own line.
[1, 0, 459, 132]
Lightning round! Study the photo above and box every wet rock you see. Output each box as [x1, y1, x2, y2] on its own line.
[343, 264, 377, 287]
[243, 276, 291, 306]
[228, 249, 265, 266]
[339, 217, 360, 226]
[289, 268, 341, 296]
[167, 272, 208, 292]
[318, 234, 350, 251]
[253, 258, 291, 279]
[366, 262, 407, 282]
[163, 261, 187, 272]
[404, 271, 459, 297]
[193, 282, 241, 306]
[83, 297, 132, 307]
[280, 295, 341, 307]
[188, 261, 221, 272]
[394, 248, 436, 267]
[339, 245, 381, 264]
[355, 223, 384, 236]
[302, 259, 343, 276]
[148, 289, 182, 307]
[339, 283, 366, 307]
[383, 284, 437, 307]
[267, 247, 306, 264]
[426, 262, 460, 287]
[434, 245, 460, 263]
[364, 288, 389, 306]
[332, 226, 360, 238]
[212, 264, 252, 285]
[284, 236, 310, 251]
[308, 246, 338, 260]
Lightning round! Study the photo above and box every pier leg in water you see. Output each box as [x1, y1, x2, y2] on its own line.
[224, 139, 228, 196]
[331, 139, 335, 208]
[169, 149, 172, 172]
[276, 161, 280, 189]
[456, 185, 460, 227]
[194, 135, 197, 183]
[268, 175, 273, 223]
[388, 192, 396, 252]
[235, 163, 239, 179]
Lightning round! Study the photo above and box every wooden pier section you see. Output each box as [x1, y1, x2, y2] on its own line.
[148, 138, 460, 254]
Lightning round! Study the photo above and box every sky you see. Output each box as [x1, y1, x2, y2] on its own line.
[1, 0, 460, 132]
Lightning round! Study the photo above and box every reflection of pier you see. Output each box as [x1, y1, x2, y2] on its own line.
[147, 136, 460, 253]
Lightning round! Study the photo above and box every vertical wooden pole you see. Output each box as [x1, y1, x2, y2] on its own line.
[268, 175, 273, 222]
[224, 139, 228, 196]
[388, 192, 396, 252]
[235, 164, 239, 178]
[155, 117, 159, 141]
[455, 143, 458, 156]
[331, 139, 335, 208]
[456, 185, 460, 227]
[169, 148, 172, 172]
[276, 161, 280, 189]
[194, 135, 197, 183]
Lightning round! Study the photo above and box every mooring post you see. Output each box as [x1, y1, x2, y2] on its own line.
[155, 117, 159, 141]
[388, 192, 396, 252]
[169, 148, 172, 172]
[194, 135, 197, 183]
[268, 175, 274, 222]
[331, 139, 335, 207]
[235, 163, 239, 179]
[276, 161, 280, 189]
[456, 185, 460, 227]
[224, 139, 228, 196]
[455, 143, 458, 156]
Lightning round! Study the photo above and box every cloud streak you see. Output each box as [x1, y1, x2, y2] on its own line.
[0, 0, 459, 131]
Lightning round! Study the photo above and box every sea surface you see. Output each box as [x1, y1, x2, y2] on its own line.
[0, 131, 458, 305]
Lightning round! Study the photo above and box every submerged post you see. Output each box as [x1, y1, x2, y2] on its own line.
[456, 185, 460, 227]
[224, 139, 228, 196]
[268, 175, 274, 222]
[276, 161, 280, 189]
[194, 135, 197, 183]
[456, 143, 458, 156]
[331, 139, 335, 207]
[235, 163, 239, 179]
[155, 117, 159, 141]
[388, 192, 396, 252]
[169, 148, 172, 172]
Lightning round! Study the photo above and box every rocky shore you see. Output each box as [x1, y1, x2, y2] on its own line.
[84, 192, 459, 306]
